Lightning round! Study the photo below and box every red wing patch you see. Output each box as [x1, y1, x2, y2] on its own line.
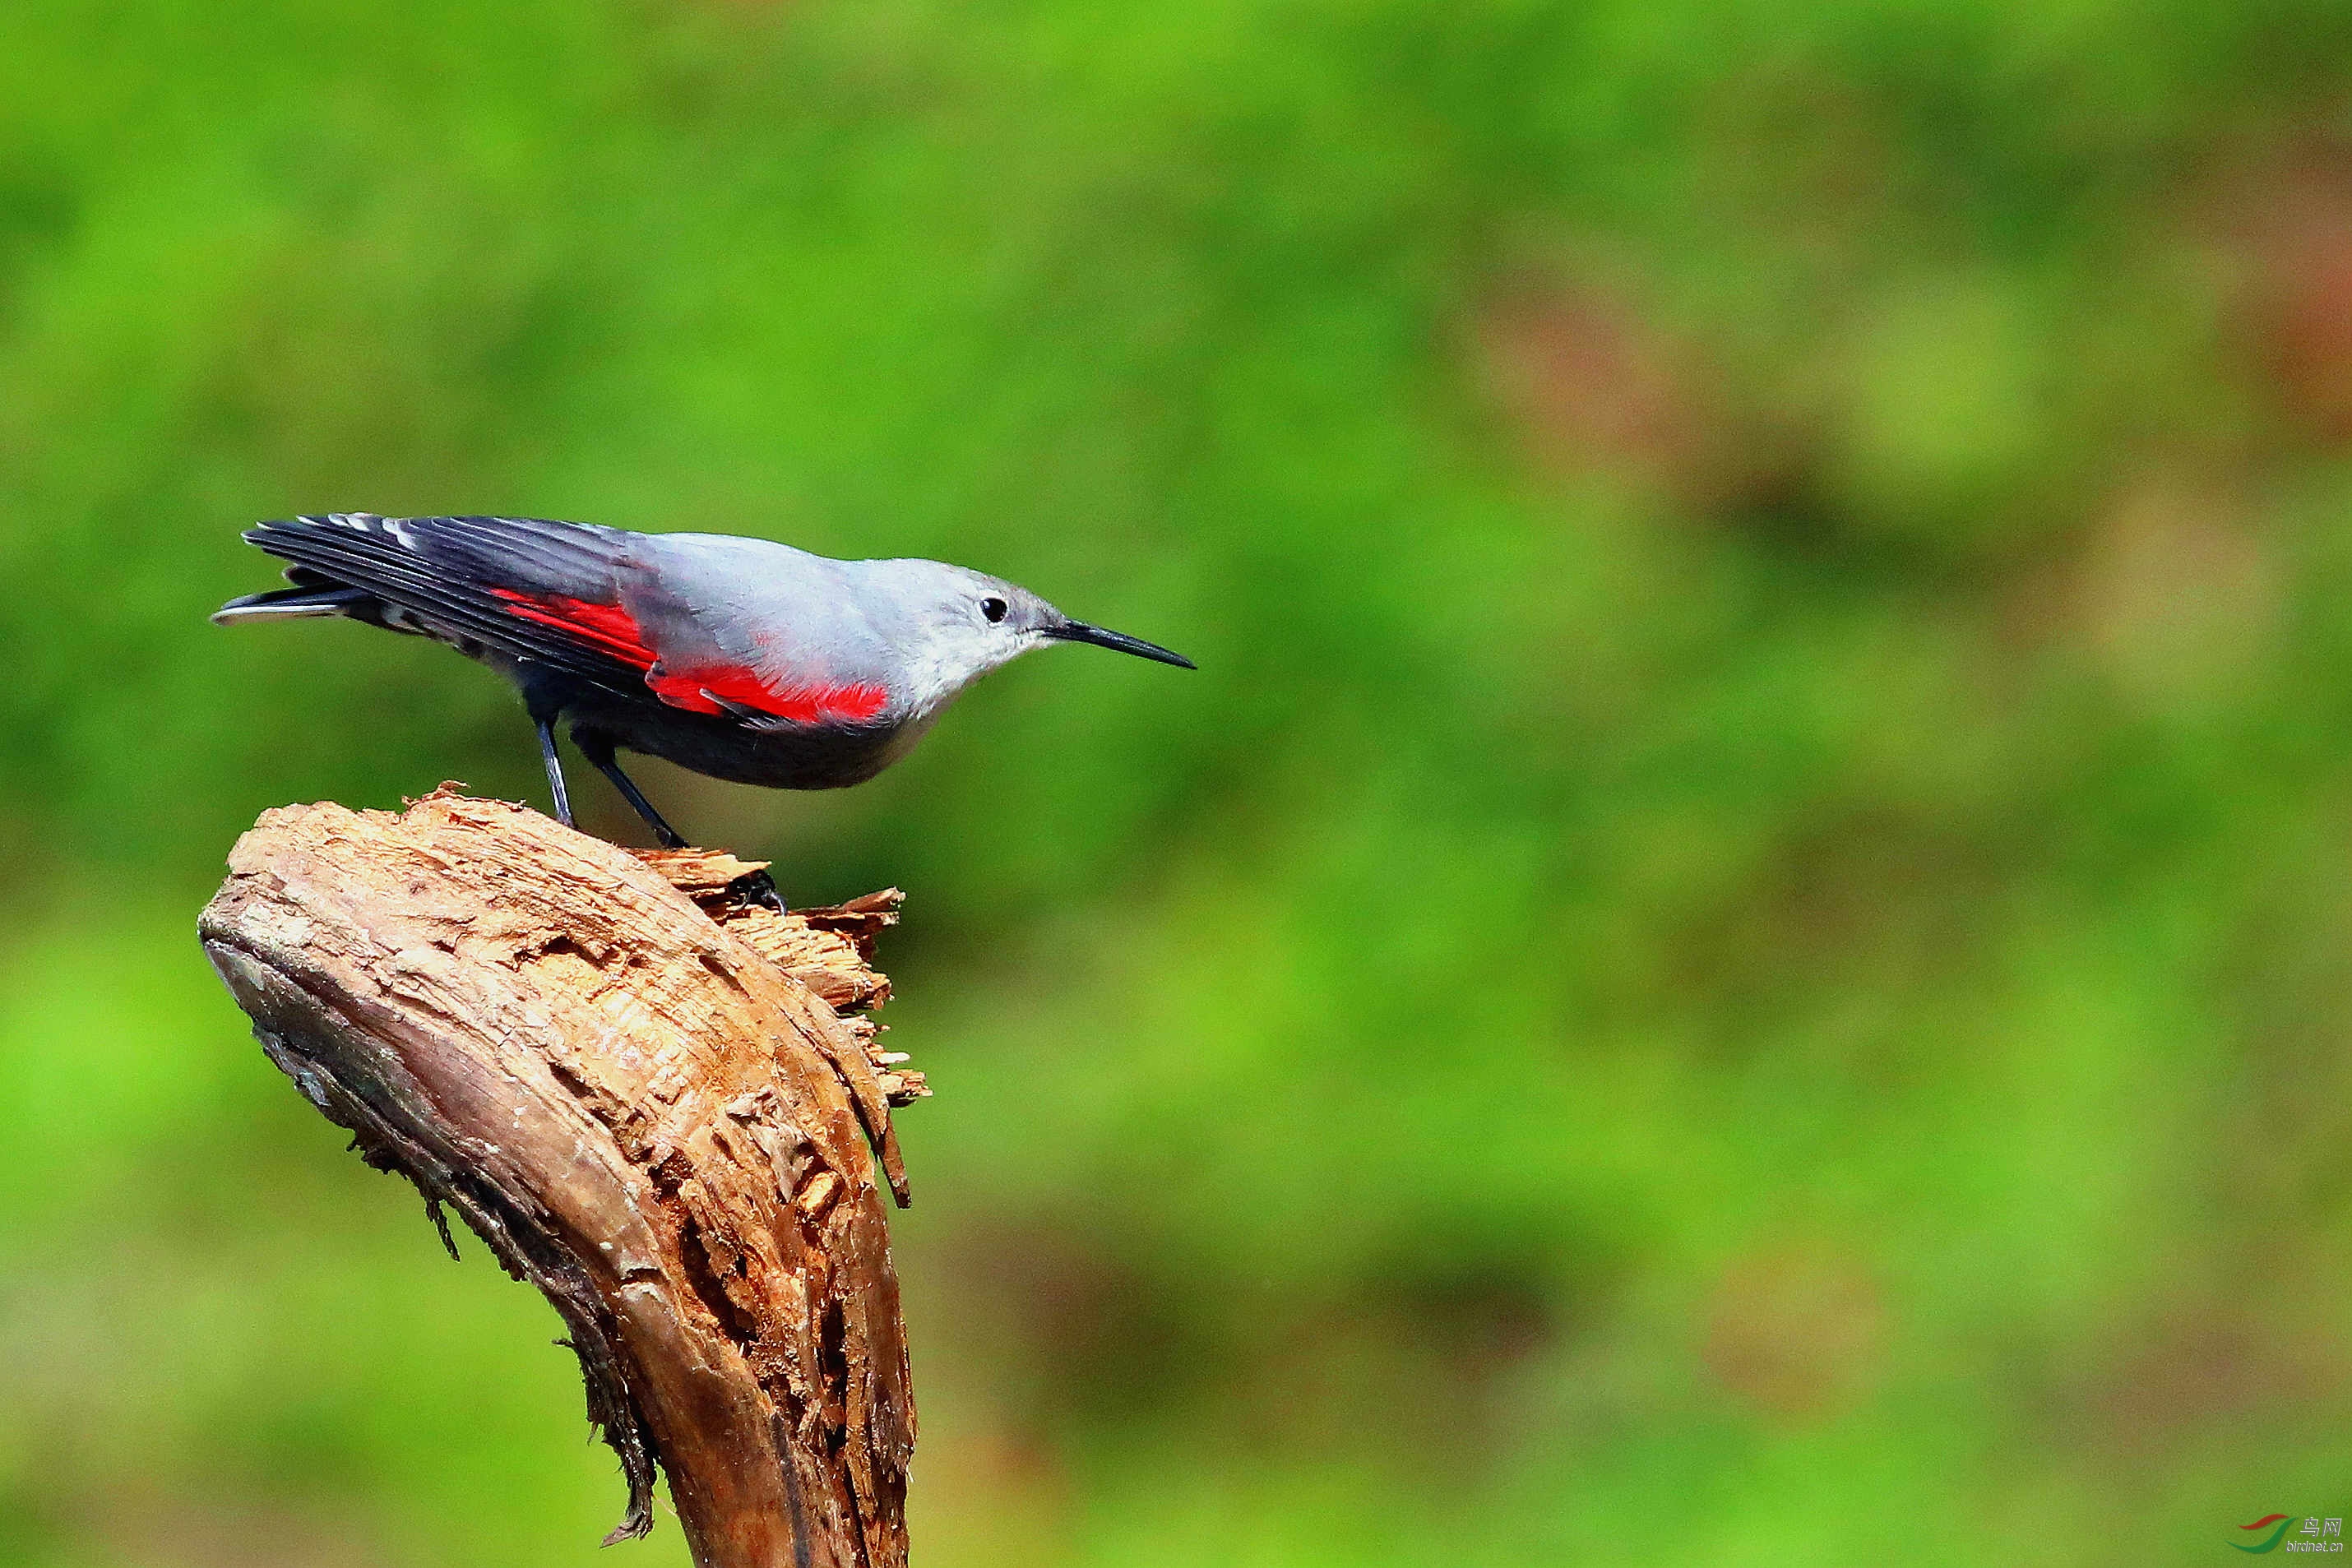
[492, 589, 887, 723]
[492, 589, 657, 668]
[646, 668, 889, 724]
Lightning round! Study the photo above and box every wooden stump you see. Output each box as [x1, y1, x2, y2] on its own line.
[197, 789, 924, 1568]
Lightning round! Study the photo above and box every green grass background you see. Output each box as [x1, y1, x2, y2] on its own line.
[5, 1, 2352, 1562]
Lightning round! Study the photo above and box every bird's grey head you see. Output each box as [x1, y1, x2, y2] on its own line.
[852, 557, 1192, 716]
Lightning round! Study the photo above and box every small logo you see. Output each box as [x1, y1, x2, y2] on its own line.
[2234, 1516, 2345, 1554]
[2238, 1518, 2294, 1555]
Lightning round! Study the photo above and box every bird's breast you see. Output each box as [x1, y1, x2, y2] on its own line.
[571, 691, 919, 791]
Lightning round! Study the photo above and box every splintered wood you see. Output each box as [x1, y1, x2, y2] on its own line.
[198, 791, 919, 1568]
[633, 848, 922, 1108]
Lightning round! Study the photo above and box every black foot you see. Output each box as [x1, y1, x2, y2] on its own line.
[726, 867, 787, 915]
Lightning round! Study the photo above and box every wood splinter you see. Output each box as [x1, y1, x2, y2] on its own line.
[198, 789, 922, 1568]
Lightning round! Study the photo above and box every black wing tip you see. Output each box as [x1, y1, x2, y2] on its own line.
[248, 511, 361, 526]
[242, 513, 623, 557]
[243, 512, 377, 540]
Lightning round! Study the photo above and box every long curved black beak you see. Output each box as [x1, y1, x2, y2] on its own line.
[1044, 620, 1196, 668]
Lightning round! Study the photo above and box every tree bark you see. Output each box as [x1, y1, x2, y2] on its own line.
[197, 789, 923, 1568]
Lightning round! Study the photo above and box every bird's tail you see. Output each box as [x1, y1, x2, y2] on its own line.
[211, 584, 375, 625]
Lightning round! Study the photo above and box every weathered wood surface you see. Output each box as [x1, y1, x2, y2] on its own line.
[197, 790, 921, 1568]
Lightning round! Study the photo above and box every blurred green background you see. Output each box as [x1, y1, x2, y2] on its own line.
[6, 0, 2352, 1562]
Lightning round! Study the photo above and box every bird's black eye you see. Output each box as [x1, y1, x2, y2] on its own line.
[979, 596, 1008, 623]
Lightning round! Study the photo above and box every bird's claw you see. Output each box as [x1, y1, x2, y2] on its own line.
[725, 867, 787, 915]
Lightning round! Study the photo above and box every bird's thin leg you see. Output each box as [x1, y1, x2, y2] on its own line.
[535, 717, 576, 828]
[573, 726, 784, 911]
[573, 728, 690, 850]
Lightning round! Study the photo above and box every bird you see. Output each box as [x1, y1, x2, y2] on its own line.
[215, 513, 1192, 901]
